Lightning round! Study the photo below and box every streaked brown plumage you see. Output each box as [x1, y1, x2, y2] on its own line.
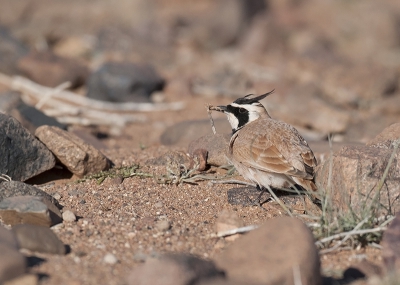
[211, 90, 318, 193]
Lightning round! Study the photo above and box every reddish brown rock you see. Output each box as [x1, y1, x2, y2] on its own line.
[17, 50, 89, 88]
[215, 217, 321, 285]
[366, 123, 400, 149]
[127, 253, 225, 285]
[317, 123, 400, 214]
[35, 126, 110, 177]
[317, 145, 400, 213]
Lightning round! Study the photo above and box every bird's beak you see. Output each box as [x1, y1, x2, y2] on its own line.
[209, 105, 227, 113]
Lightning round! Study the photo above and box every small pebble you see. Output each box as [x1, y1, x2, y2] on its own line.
[62, 210, 76, 222]
[53, 193, 62, 200]
[155, 220, 171, 231]
[103, 253, 118, 265]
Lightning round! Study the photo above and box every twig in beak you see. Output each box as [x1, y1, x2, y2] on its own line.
[206, 104, 217, 135]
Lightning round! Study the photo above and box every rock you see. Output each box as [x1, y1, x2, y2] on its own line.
[62, 210, 76, 222]
[103, 253, 118, 265]
[215, 217, 321, 285]
[0, 196, 62, 227]
[0, 113, 56, 181]
[127, 253, 225, 285]
[216, 209, 244, 241]
[86, 62, 165, 103]
[155, 220, 171, 232]
[317, 144, 400, 214]
[366, 123, 400, 149]
[35, 125, 110, 177]
[160, 119, 231, 147]
[188, 149, 208, 171]
[0, 91, 67, 134]
[227, 187, 270, 206]
[0, 244, 26, 284]
[188, 133, 230, 167]
[382, 212, 400, 273]
[12, 224, 66, 255]
[0, 181, 60, 208]
[0, 27, 28, 75]
[17, 50, 89, 88]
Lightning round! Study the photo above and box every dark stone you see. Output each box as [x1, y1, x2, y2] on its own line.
[0, 181, 60, 209]
[0, 91, 67, 134]
[12, 224, 66, 255]
[227, 186, 270, 206]
[0, 113, 56, 181]
[86, 62, 165, 103]
[17, 50, 89, 88]
[0, 27, 29, 75]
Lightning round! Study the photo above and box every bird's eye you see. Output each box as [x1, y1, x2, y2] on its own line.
[239, 108, 246, 113]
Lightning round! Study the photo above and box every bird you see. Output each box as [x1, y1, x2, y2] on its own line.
[211, 90, 318, 199]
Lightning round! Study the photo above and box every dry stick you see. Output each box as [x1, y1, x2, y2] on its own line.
[319, 217, 369, 253]
[318, 226, 387, 245]
[35, 81, 71, 110]
[216, 225, 259, 237]
[206, 104, 217, 135]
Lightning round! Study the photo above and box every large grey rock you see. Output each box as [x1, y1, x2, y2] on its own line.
[127, 253, 225, 285]
[0, 196, 62, 227]
[12, 224, 66, 255]
[215, 217, 321, 285]
[0, 113, 56, 181]
[0, 181, 60, 208]
[0, 244, 26, 284]
[0, 91, 66, 134]
[86, 62, 165, 103]
[35, 125, 110, 177]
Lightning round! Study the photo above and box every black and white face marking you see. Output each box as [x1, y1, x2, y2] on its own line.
[221, 102, 266, 133]
[214, 91, 274, 134]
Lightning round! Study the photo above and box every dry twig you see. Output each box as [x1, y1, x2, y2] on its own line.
[0, 73, 185, 127]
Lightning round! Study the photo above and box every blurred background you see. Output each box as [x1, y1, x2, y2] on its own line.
[1, 0, 400, 148]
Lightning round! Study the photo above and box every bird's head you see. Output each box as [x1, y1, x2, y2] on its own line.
[213, 90, 274, 134]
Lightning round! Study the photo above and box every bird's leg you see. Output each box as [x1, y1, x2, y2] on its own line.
[256, 185, 274, 206]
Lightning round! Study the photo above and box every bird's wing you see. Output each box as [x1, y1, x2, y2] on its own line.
[232, 131, 315, 179]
